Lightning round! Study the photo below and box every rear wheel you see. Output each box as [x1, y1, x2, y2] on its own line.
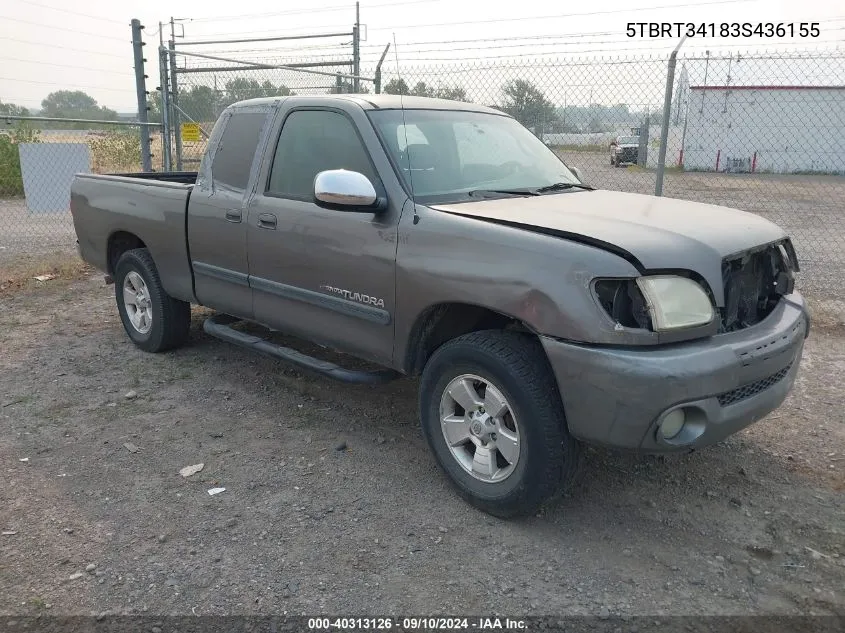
[419, 330, 580, 518]
[114, 248, 191, 353]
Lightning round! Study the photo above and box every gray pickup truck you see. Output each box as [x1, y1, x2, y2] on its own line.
[71, 94, 809, 517]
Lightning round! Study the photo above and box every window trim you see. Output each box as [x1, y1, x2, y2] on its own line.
[263, 106, 385, 203]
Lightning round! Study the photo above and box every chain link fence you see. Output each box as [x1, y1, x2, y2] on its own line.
[368, 48, 845, 319]
[2, 46, 843, 320]
[0, 119, 162, 261]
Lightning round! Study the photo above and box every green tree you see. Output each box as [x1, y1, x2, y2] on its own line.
[383, 78, 409, 95]
[410, 81, 434, 97]
[500, 80, 557, 131]
[179, 85, 218, 122]
[41, 90, 118, 125]
[262, 80, 294, 97]
[223, 78, 293, 105]
[383, 78, 466, 101]
[146, 91, 162, 123]
[434, 86, 467, 102]
[0, 123, 40, 196]
[0, 99, 30, 117]
[327, 78, 370, 94]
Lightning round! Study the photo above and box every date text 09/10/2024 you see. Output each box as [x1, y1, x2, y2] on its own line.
[307, 617, 527, 630]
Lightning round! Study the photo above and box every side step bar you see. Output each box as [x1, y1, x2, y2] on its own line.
[202, 314, 399, 385]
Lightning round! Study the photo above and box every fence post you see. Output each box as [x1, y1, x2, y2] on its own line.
[168, 40, 183, 171]
[638, 117, 649, 167]
[374, 43, 391, 95]
[131, 19, 153, 172]
[655, 36, 687, 196]
[352, 1, 360, 93]
[158, 46, 172, 171]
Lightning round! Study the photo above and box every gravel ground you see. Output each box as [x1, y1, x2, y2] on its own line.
[1, 276, 843, 618]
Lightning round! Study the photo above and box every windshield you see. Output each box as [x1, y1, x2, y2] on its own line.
[618, 136, 639, 145]
[368, 109, 579, 204]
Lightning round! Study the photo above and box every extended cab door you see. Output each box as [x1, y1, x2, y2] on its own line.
[187, 104, 275, 319]
[245, 102, 402, 366]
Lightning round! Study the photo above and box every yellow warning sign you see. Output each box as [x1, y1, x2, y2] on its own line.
[181, 122, 201, 142]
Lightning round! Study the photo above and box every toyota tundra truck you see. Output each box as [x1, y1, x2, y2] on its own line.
[70, 94, 809, 518]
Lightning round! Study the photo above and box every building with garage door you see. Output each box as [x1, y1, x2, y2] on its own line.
[681, 85, 845, 174]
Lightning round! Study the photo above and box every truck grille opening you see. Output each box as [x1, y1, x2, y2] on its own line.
[719, 243, 793, 333]
[618, 148, 637, 162]
[717, 362, 793, 407]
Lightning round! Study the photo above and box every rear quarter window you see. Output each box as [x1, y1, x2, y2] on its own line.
[211, 111, 268, 191]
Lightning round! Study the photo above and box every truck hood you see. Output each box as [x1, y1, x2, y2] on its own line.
[430, 189, 789, 305]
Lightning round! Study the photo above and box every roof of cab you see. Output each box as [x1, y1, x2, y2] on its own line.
[230, 94, 509, 116]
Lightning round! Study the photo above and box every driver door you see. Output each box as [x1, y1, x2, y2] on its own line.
[245, 104, 401, 366]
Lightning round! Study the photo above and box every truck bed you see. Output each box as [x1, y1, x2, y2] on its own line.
[104, 171, 198, 185]
[70, 171, 198, 302]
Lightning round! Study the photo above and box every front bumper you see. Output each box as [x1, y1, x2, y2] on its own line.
[615, 148, 638, 163]
[540, 294, 808, 453]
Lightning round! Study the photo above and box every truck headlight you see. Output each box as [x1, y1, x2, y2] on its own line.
[635, 275, 714, 331]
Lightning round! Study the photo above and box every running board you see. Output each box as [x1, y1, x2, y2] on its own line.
[202, 314, 399, 385]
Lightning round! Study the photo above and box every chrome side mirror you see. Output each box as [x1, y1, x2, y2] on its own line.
[314, 169, 379, 209]
[570, 166, 584, 182]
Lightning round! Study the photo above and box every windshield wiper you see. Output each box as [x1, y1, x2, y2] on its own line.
[467, 188, 540, 198]
[534, 182, 595, 193]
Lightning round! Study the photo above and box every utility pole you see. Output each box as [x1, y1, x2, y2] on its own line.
[352, 1, 360, 93]
[158, 45, 172, 171]
[131, 19, 153, 172]
[169, 17, 183, 171]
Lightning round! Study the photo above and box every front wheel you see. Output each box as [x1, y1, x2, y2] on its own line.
[114, 248, 191, 353]
[419, 330, 580, 518]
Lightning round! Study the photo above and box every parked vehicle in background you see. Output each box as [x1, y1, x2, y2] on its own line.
[610, 134, 640, 167]
[70, 94, 809, 518]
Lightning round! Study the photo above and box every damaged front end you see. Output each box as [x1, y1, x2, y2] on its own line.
[591, 238, 801, 343]
[719, 240, 798, 333]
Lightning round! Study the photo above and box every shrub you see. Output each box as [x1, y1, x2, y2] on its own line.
[0, 125, 41, 197]
[90, 131, 141, 173]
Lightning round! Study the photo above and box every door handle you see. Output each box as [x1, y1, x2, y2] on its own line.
[258, 213, 277, 230]
[225, 209, 242, 223]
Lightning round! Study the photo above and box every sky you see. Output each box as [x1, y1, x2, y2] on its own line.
[0, 0, 843, 113]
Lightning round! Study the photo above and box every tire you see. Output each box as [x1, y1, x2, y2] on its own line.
[114, 248, 191, 353]
[419, 330, 580, 518]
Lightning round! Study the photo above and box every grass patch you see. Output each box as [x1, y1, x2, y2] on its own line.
[0, 251, 93, 297]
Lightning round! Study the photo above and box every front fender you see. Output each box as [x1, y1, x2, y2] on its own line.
[393, 205, 650, 367]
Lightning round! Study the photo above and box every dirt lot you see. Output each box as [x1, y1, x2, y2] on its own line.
[1, 270, 844, 618]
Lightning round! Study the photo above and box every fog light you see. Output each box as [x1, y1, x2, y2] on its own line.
[660, 409, 686, 439]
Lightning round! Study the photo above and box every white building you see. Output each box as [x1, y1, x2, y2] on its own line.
[681, 85, 845, 174]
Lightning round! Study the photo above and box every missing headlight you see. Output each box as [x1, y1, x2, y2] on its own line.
[594, 279, 652, 330]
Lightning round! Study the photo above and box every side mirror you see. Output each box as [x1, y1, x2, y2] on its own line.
[314, 169, 383, 210]
[570, 166, 584, 182]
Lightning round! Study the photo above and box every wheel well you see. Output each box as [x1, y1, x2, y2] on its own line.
[405, 303, 528, 375]
[107, 232, 146, 275]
